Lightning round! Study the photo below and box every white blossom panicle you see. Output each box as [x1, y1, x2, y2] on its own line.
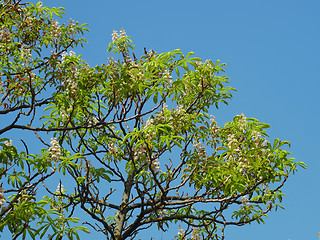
[241, 195, 250, 206]
[21, 45, 32, 60]
[120, 28, 126, 37]
[193, 141, 207, 158]
[107, 56, 115, 64]
[177, 226, 185, 237]
[4, 140, 12, 146]
[238, 113, 247, 131]
[56, 183, 64, 193]
[61, 51, 68, 61]
[0, 188, 5, 206]
[162, 103, 168, 110]
[69, 50, 76, 57]
[196, 61, 203, 67]
[65, 78, 78, 95]
[108, 143, 118, 155]
[49, 138, 61, 161]
[144, 118, 154, 129]
[176, 105, 184, 114]
[51, 20, 60, 39]
[163, 70, 172, 79]
[205, 59, 212, 67]
[68, 19, 75, 35]
[210, 115, 218, 135]
[191, 227, 201, 240]
[0, 26, 10, 42]
[151, 158, 161, 174]
[227, 134, 236, 148]
[112, 30, 119, 42]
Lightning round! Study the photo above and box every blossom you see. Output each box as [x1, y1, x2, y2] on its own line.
[4, 140, 12, 146]
[51, 20, 60, 39]
[0, 26, 10, 42]
[108, 143, 118, 155]
[65, 78, 78, 95]
[69, 50, 76, 57]
[0, 188, 5, 206]
[120, 28, 126, 37]
[49, 138, 61, 161]
[56, 183, 64, 193]
[177, 226, 185, 237]
[21, 45, 32, 60]
[68, 19, 75, 35]
[241, 195, 250, 206]
[210, 115, 218, 135]
[151, 158, 161, 174]
[191, 227, 201, 240]
[193, 141, 206, 158]
[61, 51, 68, 61]
[238, 113, 247, 131]
[111, 30, 119, 42]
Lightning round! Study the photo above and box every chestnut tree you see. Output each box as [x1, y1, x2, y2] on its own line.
[0, 1, 305, 239]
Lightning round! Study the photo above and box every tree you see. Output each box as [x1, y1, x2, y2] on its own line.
[0, 1, 305, 239]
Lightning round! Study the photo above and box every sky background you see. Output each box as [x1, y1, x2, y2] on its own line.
[4, 0, 320, 239]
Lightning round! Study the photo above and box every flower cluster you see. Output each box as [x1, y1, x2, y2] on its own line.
[21, 45, 32, 61]
[238, 113, 247, 131]
[65, 78, 78, 95]
[241, 195, 250, 206]
[61, 50, 76, 62]
[4, 140, 12, 146]
[0, 188, 5, 206]
[0, 26, 10, 42]
[49, 138, 61, 161]
[193, 141, 207, 158]
[210, 115, 218, 136]
[108, 143, 118, 155]
[191, 227, 201, 240]
[68, 19, 75, 35]
[111, 28, 126, 42]
[55, 183, 64, 193]
[51, 20, 60, 39]
[151, 158, 161, 174]
[177, 226, 185, 237]
[227, 134, 240, 151]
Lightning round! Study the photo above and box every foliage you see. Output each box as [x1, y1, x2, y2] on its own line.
[0, 1, 305, 239]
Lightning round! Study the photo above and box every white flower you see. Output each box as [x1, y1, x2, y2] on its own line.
[0, 26, 10, 42]
[162, 103, 168, 110]
[111, 30, 119, 42]
[108, 143, 118, 155]
[191, 227, 201, 240]
[61, 51, 68, 61]
[0, 188, 5, 206]
[51, 20, 60, 39]
[56, 183, 64, 193]
[177, 226, 185, 237]
[241, 195, 250, 206]
[4, 140, 12, 146]
[69, 50, 76, 57]
[193, 141, 206, 158]
[151, 158, 161, 174]
[120, 28, 126, 37]
[65, 78, 78, 95]
[49, 138, 61, 161]
[21, 45, 32, 60]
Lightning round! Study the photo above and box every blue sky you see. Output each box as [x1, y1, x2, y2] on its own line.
[3, 0, 320, 239]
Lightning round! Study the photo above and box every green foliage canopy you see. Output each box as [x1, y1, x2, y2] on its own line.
[0, 1, 305, 239]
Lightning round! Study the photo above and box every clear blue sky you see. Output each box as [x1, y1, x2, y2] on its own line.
[5, 0, 320, 239]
